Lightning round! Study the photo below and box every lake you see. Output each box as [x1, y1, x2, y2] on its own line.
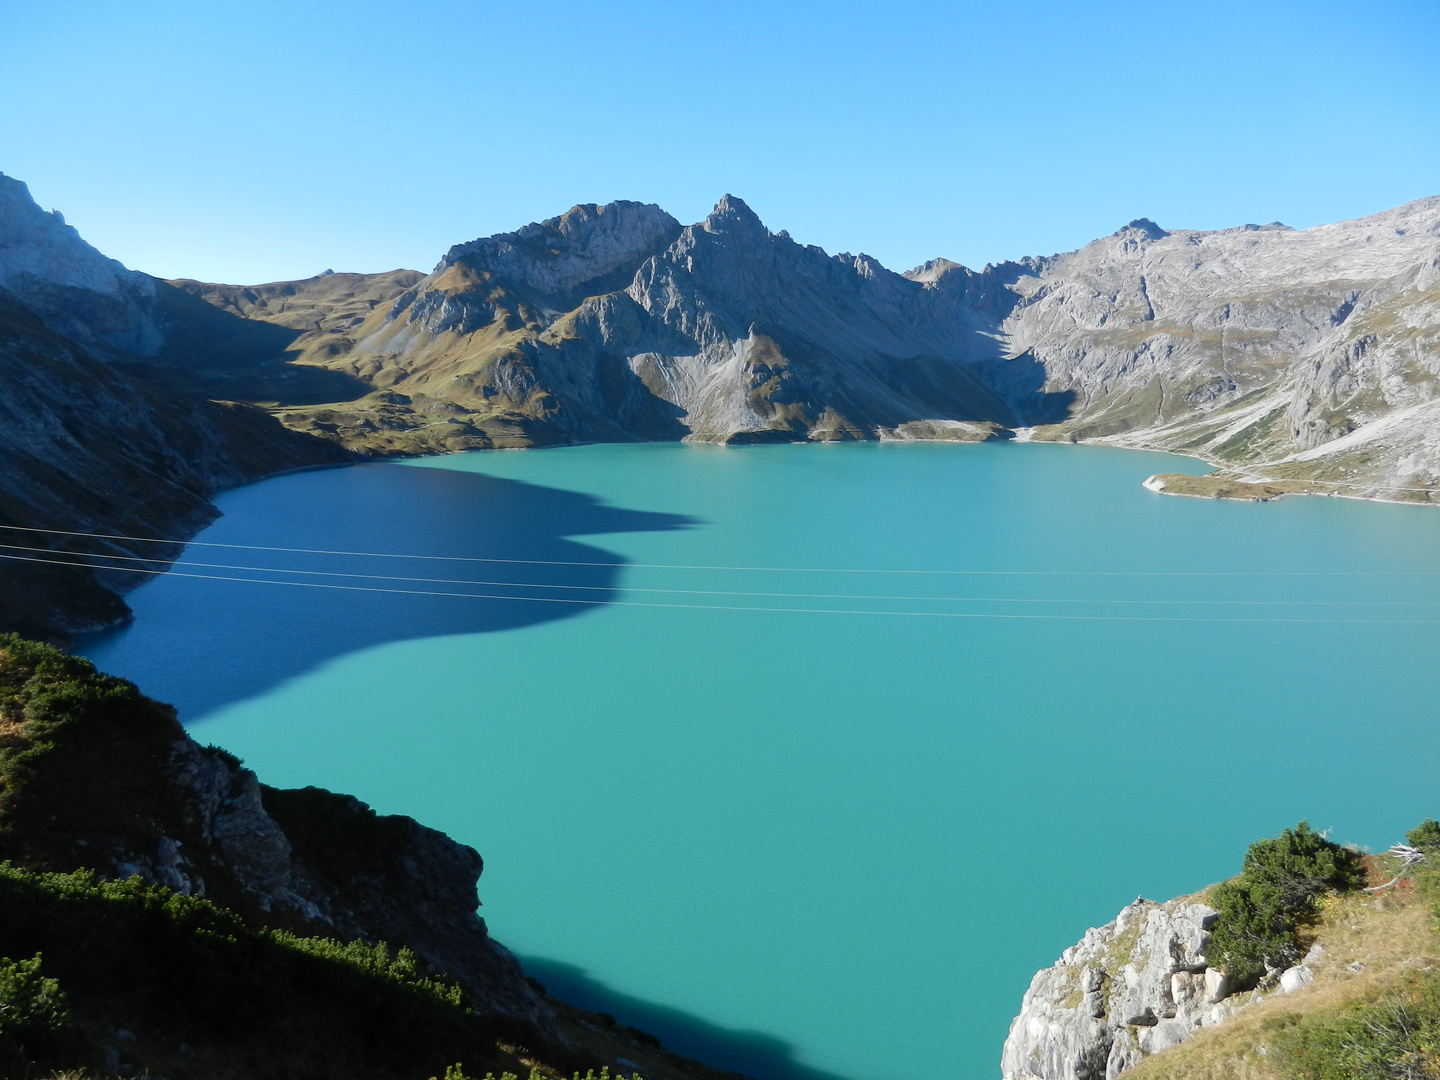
[80, 441, 1440, 1080]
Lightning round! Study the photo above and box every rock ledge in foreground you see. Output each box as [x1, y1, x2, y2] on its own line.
[1001, 896, 1238, 1080]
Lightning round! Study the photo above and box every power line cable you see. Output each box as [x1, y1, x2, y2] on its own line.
[4, 542, 1436, 607]
[3, 551, 1437, 626]
[0, 524, 1435, 578]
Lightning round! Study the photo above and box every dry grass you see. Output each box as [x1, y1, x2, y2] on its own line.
[1130, 879, 1440, 1080]
[1145, 473, 1319, 501]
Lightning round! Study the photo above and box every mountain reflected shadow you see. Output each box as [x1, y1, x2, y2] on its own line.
[77, 460, 698, 721]
[519, 956, 861, 1080]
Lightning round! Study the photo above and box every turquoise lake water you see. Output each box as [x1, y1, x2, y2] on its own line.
[81, 441, 1440, 1079]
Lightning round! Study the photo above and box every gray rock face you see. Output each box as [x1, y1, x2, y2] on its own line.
[1279, 964, 1314, 993]
[0, 172, 163, 357]
[1000, 897, 1237, 1080]
[439, 200, 682, 313]
[992, 199, 1440, 501]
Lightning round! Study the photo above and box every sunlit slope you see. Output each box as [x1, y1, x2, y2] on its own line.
[175, 197, 1040, 454]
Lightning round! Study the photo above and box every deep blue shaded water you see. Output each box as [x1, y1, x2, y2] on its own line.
[82, 442, 1440, 1079]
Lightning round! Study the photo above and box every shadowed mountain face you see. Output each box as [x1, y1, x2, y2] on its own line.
[0, 173, 359, 638]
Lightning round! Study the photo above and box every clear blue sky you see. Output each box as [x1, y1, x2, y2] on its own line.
[3, 0, 1436, 284]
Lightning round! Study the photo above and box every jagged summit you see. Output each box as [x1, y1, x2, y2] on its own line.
[1117, 217, 1169, 240]
[0, 171, 147, 299]
[701, 193, 766, 235]
[437, 199, 680, 310]
[904, 257, 964, 284]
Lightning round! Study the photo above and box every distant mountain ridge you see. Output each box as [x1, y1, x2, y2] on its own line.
[2, 169, 1438, 634]
[177, 188, 1440, 506]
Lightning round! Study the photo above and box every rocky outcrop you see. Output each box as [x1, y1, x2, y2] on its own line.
[1000, 897, 1239, 1080]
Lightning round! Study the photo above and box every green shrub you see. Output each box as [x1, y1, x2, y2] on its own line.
[1207, 878, 1299, 985]
[1206, 821, 1364, 987]
[0, 633, 150, 809]
[1406, 819, 1440, 851]
[0, 952, 65, 1043]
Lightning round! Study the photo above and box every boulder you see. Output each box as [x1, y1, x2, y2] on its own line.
[1279, 965, 1314, 994]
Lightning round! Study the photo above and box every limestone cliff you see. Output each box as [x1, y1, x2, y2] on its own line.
[1000, 891, 1378, 1080]
[1001, 898, 1235, 1080]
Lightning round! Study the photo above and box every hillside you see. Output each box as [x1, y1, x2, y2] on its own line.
[0, 633, 747, 1080]
[0, 173, 356, 639]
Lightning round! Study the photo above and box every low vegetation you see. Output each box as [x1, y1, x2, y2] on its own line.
[1265, 820, 1440, 1079]
[0, 953, 66, 1045]
[0, 862, 534, 1078]
[0, 634, 148, 809]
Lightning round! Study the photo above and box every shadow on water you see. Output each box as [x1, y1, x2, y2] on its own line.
[78, 461, 698, 721]
[519, 956, 861, 1080]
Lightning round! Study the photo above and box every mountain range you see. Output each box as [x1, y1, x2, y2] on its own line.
[2, 171, 1437, 635]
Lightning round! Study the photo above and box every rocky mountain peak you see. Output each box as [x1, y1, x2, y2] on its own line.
[437, 199, 681, 310]
[0, 172, 148, 299]
[701, 193, 767, 236]
[1116, 217, 1169, 241]
[904, 257, 965, 284]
